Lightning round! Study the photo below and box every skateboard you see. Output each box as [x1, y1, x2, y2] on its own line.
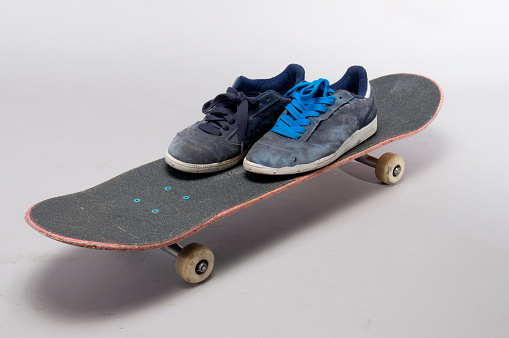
[25, 74, 443, 283]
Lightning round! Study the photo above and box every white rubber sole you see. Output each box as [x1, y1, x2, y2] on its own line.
[243, 116, 378, 175]
[165, 150, 247, 173]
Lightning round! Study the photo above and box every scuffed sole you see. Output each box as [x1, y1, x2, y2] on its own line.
[244, 116, 378, 175]
[165, 151, 246, 174]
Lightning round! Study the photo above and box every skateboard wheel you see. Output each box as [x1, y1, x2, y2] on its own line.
[375, 152, 405, 184]
[175, 243, 215, 283]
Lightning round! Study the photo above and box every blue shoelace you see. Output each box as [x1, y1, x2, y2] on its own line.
[271, 79, 335, 140]
[199, 87, 259, 144]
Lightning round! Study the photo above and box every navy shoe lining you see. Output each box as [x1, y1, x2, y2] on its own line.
[233, 64, 305, 97]
[330, 65, 369, 98]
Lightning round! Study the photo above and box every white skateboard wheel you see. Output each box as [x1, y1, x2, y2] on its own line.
[175, 243, 215, 283]
[375, 152, 405, 184]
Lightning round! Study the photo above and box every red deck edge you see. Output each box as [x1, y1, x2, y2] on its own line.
[25, 74, 444, 251]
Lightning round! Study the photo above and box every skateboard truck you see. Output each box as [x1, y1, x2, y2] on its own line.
[161, 242, 215, 284]
[161, 243, 183, 258]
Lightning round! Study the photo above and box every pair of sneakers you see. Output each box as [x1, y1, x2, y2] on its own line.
[165, 64, 377, 175]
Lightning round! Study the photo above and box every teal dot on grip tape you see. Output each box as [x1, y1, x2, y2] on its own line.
[165, 187, 171, 190]
[134, 199, 141, 203]
[183, 196, 190, 200]
[152, 209, 159, 213]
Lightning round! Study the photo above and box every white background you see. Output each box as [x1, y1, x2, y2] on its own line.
[1, 0, 508, 337]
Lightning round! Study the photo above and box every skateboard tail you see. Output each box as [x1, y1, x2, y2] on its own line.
[25, 204, 165, 251]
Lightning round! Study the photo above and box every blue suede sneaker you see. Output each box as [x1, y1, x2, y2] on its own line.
[243, 66, 377, 175]
[165, 64, 305, 173]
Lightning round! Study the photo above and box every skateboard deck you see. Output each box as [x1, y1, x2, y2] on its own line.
[25, 73, 443, 267]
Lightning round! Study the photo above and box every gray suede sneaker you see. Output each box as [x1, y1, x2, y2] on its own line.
[165, 64, 305, 173]
[244, 66, 377, 175]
